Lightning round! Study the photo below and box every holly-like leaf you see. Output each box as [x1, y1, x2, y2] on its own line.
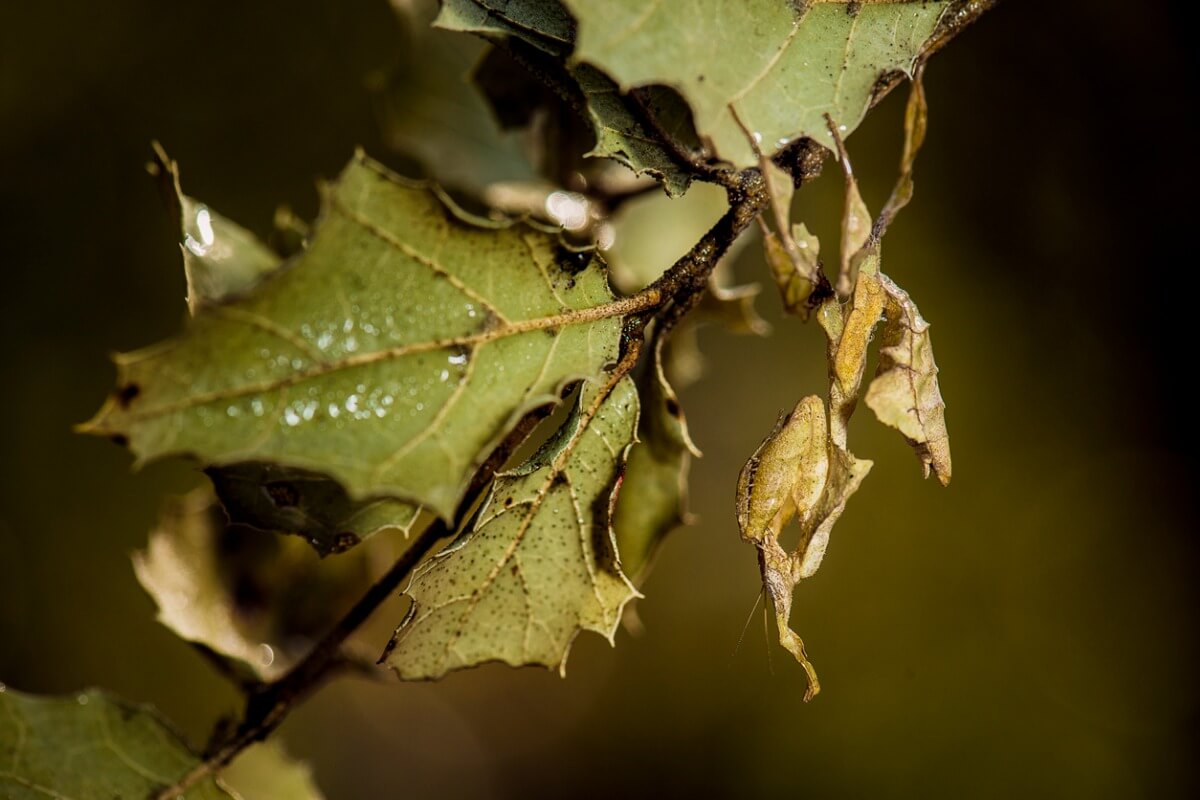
[435, 0, 694, 196]
[866, 274, 952, 485]
[146, 150, 422, 553]
[133, 489, 373, 680]
[149, 144, 279, 313]
[560, 0, 949, 166]
[0, 688, 230, 799]
[384, 377, 640, 678]
[83, 154, 642, 522]
[612, 339, 700, 580]
[735, 396, 871, 700]
[207, 462, 421, 556]
[378, 0, 539, 197]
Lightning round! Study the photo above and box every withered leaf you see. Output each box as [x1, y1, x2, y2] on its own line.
[866, 275, 952, 485]
[736, 395, 872, 700]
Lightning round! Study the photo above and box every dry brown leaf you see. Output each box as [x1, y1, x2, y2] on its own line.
[866, 275, 952, 485]
[736, 395, 872, 701]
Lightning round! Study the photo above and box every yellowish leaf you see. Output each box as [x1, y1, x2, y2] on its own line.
[866, 275, 952, 485]
[736, 395, 872, 700]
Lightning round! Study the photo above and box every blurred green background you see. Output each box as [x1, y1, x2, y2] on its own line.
[2, 1, 1196, 797]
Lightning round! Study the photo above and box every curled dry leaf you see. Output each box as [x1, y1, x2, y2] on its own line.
[133, 489, 373, 681]
[220, 741, 326, 800]
[736, 395, 872, 701]
[764, 222, 826, 320]
[817, 251, 885, 449]
[877, 64, 929, 237]
[826, 115, 874, 297]
[384, 378, 640, 679]
[866, 275, 952, 485]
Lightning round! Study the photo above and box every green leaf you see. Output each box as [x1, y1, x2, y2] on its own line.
[221, 741, 325, 800]
[146, 149, 421, 553]
[378, 0, 539, 196]
[83, 153, 642, 521]
[560, 0, 949, 166]
[384, 377, 640, 678]
[865, 274, 952, 485]
[133, 489, 373, 680]
[434, 0, 694, 196]
[150, 144, 279, 313]
[612, 339, 699, 580]
[207, 462, 421, 556]
[0, 688, 230, 799]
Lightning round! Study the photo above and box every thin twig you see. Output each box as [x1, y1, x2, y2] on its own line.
[157, 521, 447, 798]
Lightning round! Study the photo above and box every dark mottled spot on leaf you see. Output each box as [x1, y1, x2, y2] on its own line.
[771, 137, 825, 187]
[265, 482, 300, 508]
[556, 246, 591, 275]
[115, 383, 140, 408]
[331, 531, 361, 554]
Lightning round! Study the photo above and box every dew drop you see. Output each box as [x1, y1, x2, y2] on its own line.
[596, 222, 616, 250]
[544, 190, 591, 230]
[226, 405, 240, 418]
[284, 408, 301, 427]
[77, 693, 90, 706]
[448, 352, 468, 366]
[0, 681, 6, 693]
[258, 643, 276, 668]
[439, 369, 450, 382]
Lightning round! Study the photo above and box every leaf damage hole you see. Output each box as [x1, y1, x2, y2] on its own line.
[115, 383, 141, 409]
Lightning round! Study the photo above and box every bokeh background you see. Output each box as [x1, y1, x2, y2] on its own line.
[2, 1, 1196, 797]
